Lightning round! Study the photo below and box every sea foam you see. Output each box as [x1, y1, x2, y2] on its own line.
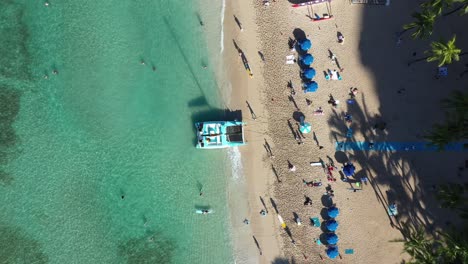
[227, 147, 243, 180]
[220, 0, 226, 53]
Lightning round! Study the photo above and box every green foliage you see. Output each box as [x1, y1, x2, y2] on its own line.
[393, 224, 438, 264]
[436, 183, 466, 209]
[422, 0, 454, 15]
[439, 230, 468, 263]
[394, 223, 468, 264]
[442, 90, 468, 120]
[425, 90, 468, 149]
[426, 36, 461, 66]
[451, 0, 468, 15]
[403, 10, 437, 39]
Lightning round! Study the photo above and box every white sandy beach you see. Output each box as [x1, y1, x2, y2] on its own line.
[225, 0, 468, 263]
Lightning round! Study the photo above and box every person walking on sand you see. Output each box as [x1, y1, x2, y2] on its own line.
[338, 33, 345, 44]
[289, 163, 296, 172]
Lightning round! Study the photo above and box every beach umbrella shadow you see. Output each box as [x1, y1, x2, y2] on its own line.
[320, 221, 329, 233]
[320, 208, 331, 221]
[292, 111, 305, 122]
[293, 28, 307, 42]
[321, 195, 333, 208]
[334, 151, 349, 164]
[319, 233, 331, 246]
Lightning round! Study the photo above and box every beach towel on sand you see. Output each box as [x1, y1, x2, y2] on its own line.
[311, 217, 320, 227]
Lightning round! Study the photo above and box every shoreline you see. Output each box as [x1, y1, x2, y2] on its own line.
[223, 0, 282, 263]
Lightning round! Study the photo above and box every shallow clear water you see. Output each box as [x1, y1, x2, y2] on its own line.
[0, 1, 234, 263]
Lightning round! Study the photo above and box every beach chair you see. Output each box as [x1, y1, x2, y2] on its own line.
[286, 55, 296, 65]
[436, 67, 448, 78]
[310, 217, 320, 227]
[345, 249, 354, 254]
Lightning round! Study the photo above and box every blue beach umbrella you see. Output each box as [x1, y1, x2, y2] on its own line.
[326, 233, 339, 245]
[300, 54, 314, 65]
[303, 68, 316, 79]
[326, 220, 339, 231]
[343, 163, 356, 177]
[300, 39, 312, 51]
[304, 82, 318, 93]
[326, 246, 339, 259]
[328, 207, 340, 218]
[299, 122, 312, 134]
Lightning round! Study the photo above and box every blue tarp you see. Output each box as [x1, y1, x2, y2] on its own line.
[326, 220, 339, 231]
[343, 164, 355, 177]
[328, 207, 340, 218]
[301, 54, 314, 65]
[303, 68, 316, 79]
[335, 141, 468, 151]
[326, 246, 339, 259]
[326, 233, 339, 245]
[304, 82, 318, 93]
[300, 39, 312, 51]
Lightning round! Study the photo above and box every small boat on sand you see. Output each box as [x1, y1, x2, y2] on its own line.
[195, 121, 246, 149]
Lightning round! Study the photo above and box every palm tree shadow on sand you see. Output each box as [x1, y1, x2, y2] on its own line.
[325, 0, 468, 240]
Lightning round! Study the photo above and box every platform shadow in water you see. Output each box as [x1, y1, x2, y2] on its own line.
[0, 223, 48, 263]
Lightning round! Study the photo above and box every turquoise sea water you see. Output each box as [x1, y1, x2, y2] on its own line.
[0, 1, 234, 263]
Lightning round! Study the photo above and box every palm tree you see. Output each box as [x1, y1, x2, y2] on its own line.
[438, 230, 468, 263]
[392, 224, 438, 264]
[426, 90, 468, 149]
[422, 0, 453, 15]
[436, 183, 466, 209]
[403, 10, 437, 39]
[427, 36, 461, 66]
[443, 0, 468, 16]
[442, 90, 468, 121]
[408, 36, 461, 66]
[425, 120, 465, 150]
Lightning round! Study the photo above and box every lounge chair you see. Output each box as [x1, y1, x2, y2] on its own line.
[351, 0, 390, 5]
[286, 55, 296, 64]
